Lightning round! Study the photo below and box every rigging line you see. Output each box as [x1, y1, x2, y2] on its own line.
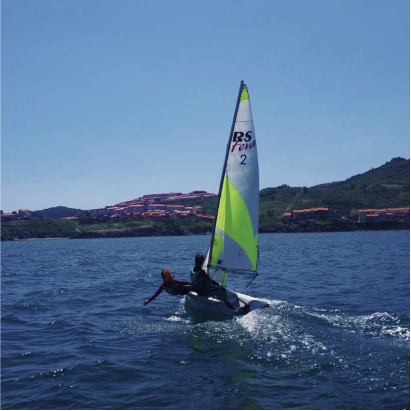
[245, 272, 259, 289]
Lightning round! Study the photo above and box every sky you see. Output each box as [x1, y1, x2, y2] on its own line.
[2, 0, 410, 212]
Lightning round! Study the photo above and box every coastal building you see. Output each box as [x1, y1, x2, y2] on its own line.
[106, 207, 125, 216]
[356, 207, 410, 224]
[125, 204, 146, 213]
[18, 209, 33, 218]
[165, 205, 185, 212]
[147, 204, 166, 211]
[141, 210, 172, 220]
[290, 207, 335, 221]
[1, 213, 18, 221]
[184, 207, 198, 215]
[91, 207, 108, 216]
[173, 210, 193, 218]
[143, 192, 182, 199]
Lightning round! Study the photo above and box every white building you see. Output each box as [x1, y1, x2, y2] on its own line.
[91, 207, 108, 216]
[126, 204, 147, 213]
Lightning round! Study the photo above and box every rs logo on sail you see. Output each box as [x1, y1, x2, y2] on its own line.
[232, 131, 253, 142]
[231, 131, 256, 153]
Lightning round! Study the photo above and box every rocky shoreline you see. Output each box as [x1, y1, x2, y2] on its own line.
[260, 218, 358, 233]
[68, 225, 212, 239]
[2, 219, 409, 241]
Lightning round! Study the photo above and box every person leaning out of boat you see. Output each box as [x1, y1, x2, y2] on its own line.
[190, 253, 234, 310]
[143, 269, 194, 305]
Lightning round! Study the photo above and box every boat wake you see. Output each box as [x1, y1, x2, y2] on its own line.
[237, 299, 410, 345]
[123, 298, 409, 349]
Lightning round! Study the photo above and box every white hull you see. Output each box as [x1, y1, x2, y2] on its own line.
[186, 289, 269, 317]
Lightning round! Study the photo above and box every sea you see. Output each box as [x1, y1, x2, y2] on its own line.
[1, 231, 410, 410]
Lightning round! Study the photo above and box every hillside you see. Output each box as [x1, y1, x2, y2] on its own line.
[1, 219, 81, 241]
[259, 157, 410, 225]
[34, 206, 86, 219]
[298, 157, 409, 213]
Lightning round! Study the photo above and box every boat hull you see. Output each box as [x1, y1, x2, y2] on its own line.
[186, 290, 269, 317]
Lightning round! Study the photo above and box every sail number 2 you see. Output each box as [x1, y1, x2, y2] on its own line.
[231, 131, 256, 165]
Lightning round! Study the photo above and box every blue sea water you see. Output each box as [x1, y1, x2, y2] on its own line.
[1, 231, 409, 410]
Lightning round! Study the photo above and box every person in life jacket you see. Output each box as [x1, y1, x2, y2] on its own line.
[190, 254, 234, 310]
[143, 269, 194, 305]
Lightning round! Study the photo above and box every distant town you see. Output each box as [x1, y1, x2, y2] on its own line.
[2, 189, 409, 226]
[87, 190, 217, 222]
[1, 190, 217, 222]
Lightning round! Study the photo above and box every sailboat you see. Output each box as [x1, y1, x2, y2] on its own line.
[186, 81, 270, 316]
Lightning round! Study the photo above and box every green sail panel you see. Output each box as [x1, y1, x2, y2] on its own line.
[207, 83, 259, 284]
[239, 85, 249, 103]
[215, 176, 258, 270]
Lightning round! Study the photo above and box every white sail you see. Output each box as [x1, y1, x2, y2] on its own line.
[206, 83, 259, 285]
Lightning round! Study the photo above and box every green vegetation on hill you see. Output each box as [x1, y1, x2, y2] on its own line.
[259, 157, 410, 225]
[259, 186, 306, 226]
[1, 219, 81, 241]
[34, 206, 85, 219]
[297, 157, 409, 213]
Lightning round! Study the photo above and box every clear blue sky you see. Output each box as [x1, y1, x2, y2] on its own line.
[2, 0, 410, 212]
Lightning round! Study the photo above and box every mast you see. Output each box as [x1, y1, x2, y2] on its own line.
[207, 80, 245, 268]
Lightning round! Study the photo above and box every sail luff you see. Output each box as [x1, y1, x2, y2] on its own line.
[207, 80, 245, 268]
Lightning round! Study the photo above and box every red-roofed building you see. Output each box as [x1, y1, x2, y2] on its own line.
[2, 213, 18, 221]
[356, 207, 410, 224]
[291, 207, 335, 220]
[126, 204, 146, 213]
[165, 205, 185, 211]
[18, 209, 33, 218]
[147, 204, 166, 211]
[173, 210, 193, 218]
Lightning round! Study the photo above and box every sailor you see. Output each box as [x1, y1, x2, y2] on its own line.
[143, 269, 194, 305]
[191, 253, 234, 310]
